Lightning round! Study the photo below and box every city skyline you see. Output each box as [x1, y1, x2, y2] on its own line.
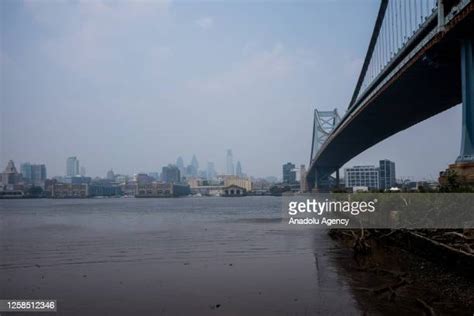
[1, 0, 462, 181]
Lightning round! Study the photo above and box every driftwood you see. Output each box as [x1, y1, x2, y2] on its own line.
[416, 298, 436, 316]
[352, 228, 372, 255]
[442, 231, 474, 240]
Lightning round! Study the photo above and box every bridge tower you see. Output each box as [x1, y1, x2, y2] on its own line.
[308, 109, 341, 191]
[458, 39, 474, 163]
[440, 38, 474, 185]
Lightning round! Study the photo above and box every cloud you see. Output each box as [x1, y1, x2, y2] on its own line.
[195, 17, 214, 30]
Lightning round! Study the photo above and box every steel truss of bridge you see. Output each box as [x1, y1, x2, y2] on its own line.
[307, 0, 474, 191]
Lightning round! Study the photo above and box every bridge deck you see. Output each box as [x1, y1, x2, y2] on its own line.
[308, 2, 474, 187]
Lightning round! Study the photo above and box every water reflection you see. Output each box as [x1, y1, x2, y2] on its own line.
[6, 197, 467, 315]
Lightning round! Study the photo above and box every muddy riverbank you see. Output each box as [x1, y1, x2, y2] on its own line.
[329, 229, 474, 315]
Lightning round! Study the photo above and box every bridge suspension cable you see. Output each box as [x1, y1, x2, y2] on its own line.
[349, 0, 438, 110]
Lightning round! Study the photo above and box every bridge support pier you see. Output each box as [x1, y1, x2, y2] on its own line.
[440, 38, 474, 186]
[309, 166, 340, 192]
[457, 38, 474, 163]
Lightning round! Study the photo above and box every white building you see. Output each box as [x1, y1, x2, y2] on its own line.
[66, 157, 79, 177]
[344, 165, 380, 190]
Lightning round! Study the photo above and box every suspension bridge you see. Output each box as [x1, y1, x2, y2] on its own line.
[307, 0, 474, 191]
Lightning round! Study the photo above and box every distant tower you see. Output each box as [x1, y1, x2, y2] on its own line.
[107, 169, 115, 180]
[191, 155, 199, 172]
[66, 157, 79, 177]
[176, 156, 185, 174]
[226, 150, 234, 175]
[310, 109, 341, 162]
[236, 161, 243, 177]
[283, 162, 296, 184]
[80, 166, 86, 177]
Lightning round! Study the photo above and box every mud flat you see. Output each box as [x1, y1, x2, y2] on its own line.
[329, 229, 474, 315]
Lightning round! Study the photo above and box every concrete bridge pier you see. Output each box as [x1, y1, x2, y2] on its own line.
[457, 38, 474, 163]
[307, 166, 340, 192]
[440, 38, 474, 185]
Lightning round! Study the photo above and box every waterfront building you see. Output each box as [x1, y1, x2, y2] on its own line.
[135, 173, 154, 185]
[161, 165, 181, 183]
[187, 177, 202, 188]
[226, 149, 234, 175]
[120, 183, 137, 196]
[66, 157, 79, 177]
[136, 183, 190, 198]
[223, 175, 252, 191]
[89, 181, 122, 197]
[63, 176, 92, 185]
[379, 159, 396, 190]
[282, 162, 296, 184]
[52, 183, 89, 198]
[115, 174, 129, 184]
[223, 184, 246, 197]
[344, 165, 380, 190]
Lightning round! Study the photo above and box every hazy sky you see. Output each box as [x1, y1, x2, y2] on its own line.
[0, 0, 462, 180]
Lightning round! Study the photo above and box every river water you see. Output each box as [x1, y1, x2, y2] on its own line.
[1, 197, 469, 315]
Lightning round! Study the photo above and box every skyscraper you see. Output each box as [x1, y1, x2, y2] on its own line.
[236, 161, 243, 177]
[226, 149, 234, 175]
[161, 165, 181, 183]
[20, 162, 46, 186]
[66, 157, 79, 177]
[31, 164, 47, 187]
[20, 162, 32, 181]
[176, 156, 185, 175]
[282, 162, 296, 184]
[191, 155, 199, 173]
[379, 159, 396, 190]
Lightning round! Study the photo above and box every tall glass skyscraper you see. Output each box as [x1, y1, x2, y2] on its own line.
[282, 162, 296, 184]
[235, 161, 243, 177]
[379, 159, 396, 190]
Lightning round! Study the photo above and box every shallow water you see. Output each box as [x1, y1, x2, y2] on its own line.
[0, 197, 365, 315]
[3, 196, 469, 315]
